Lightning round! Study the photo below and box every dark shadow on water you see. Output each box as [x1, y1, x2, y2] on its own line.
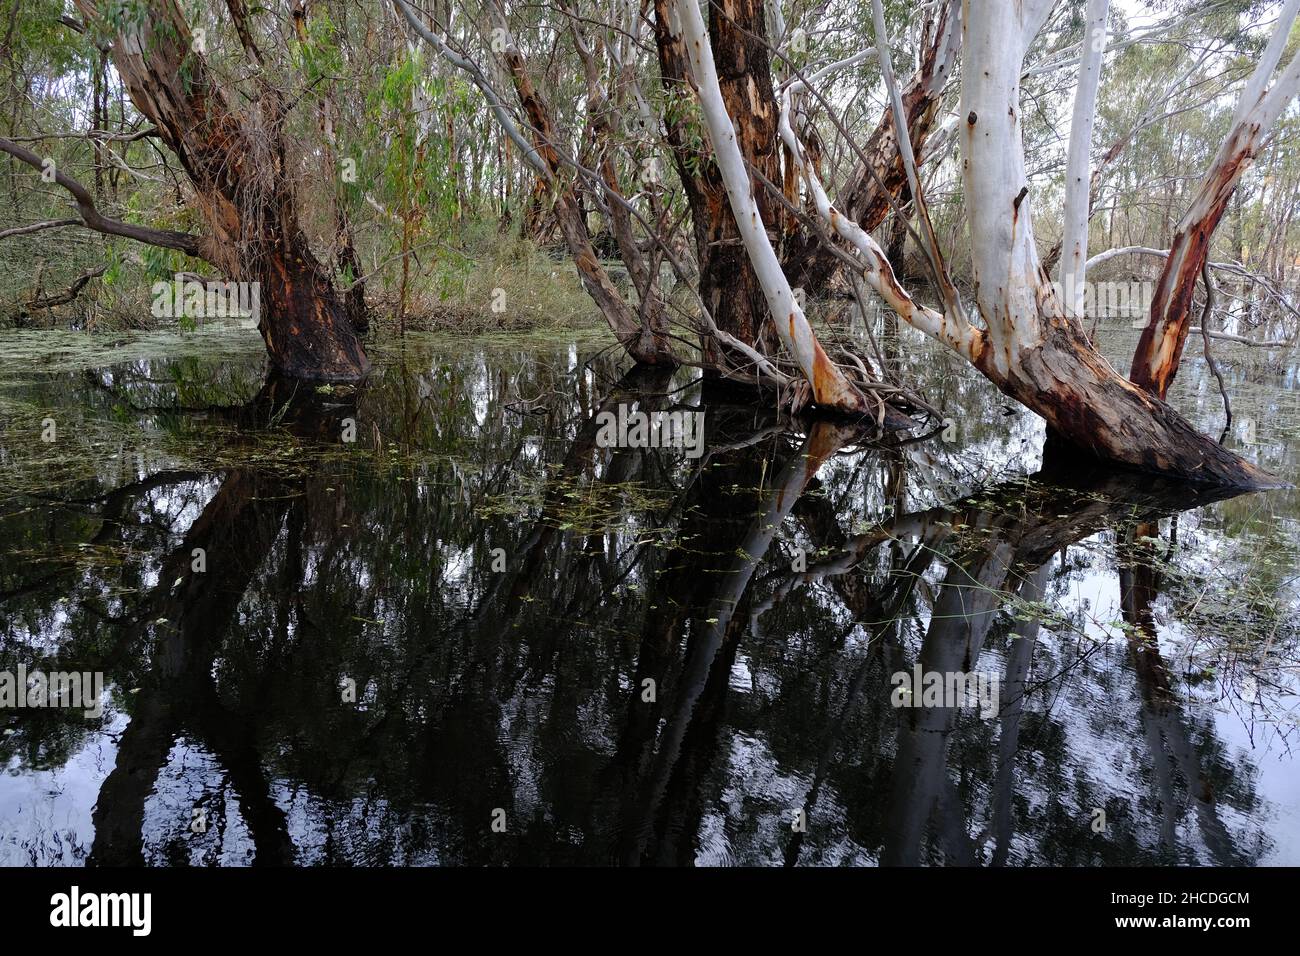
[0, 355, 1286, 866]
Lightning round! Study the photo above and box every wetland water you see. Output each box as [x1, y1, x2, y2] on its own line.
[0, 322, 1297, 866]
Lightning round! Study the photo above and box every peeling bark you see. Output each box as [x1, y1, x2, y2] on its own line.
[1130, 0, 1300, 398]
[651, 0, 781, 362]
[667, 0, 870, 413]
[977, 320, 1271, 485]
[950, 3, 1273, 485]
[956, 1, 1273, 487]
[75, 0, 369, 381]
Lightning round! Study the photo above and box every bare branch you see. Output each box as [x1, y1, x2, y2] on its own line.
[0, 136, 205, 257]
[0, 218, 81, 241]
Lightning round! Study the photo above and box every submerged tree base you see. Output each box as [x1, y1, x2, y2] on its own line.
[978, 321, 1281, 490]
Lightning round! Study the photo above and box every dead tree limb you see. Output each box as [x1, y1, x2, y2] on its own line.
[1198, 262, 1232, 443]
[0, 136, 204, 256]
[28, 266, 106, 310]
[0, 218, 82, 241]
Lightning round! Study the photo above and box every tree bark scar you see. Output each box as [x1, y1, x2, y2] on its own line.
[810, 338, 846, 407]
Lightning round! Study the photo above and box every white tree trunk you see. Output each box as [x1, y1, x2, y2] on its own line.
[783, 0, 1270, 485]
[672, 0, 1271, 485]
[958, 0, 1059, 374]
[667, 0, 869, 412]
[1059, 0, 1110, 316]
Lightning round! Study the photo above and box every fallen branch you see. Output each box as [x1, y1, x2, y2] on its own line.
[4, 127, 159, 144]
[27, 266, 106, 310]
[1187, 328, 1290, 348]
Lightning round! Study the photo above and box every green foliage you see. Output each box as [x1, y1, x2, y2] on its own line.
[291, 8, 344, 83]
[2, 0, 92, 78]
[99, 1, 149, 46]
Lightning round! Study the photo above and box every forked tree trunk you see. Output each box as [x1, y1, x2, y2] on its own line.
[650, 0, 956, 357]
[80, 0, 369, 381]
[771, 0, 1274, 486]
[956, 1, 1272, 487]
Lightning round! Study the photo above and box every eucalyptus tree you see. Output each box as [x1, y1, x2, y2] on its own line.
[673, 0, 1297, 485]
[395, 0, 956, 414]
[0, 0, 370, 380]
[2, 0, 1297, 485]
[391, 0, 1297, 485]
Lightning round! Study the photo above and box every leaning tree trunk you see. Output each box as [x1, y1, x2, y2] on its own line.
[956, 0, 1272, 487]
[769, 0, 1274, 486]
[496, 38, 675, 365]
[396, 0, 673, 365]
[80, 0, 369, 381]
[652, 0, 783, 363]
[1131, 0, 1300, 398]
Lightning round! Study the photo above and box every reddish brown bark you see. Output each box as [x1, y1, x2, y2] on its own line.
[77, 0, 369, 381]
[972, 318, 1272, 487]
[1131, 123, 1262, 399]
[648, 0, 953, 337]
[652, 0, 781, 363]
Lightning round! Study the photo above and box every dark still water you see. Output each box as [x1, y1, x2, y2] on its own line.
[0, 324, 1297, 866]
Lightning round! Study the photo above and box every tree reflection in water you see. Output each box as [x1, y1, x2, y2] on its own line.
[0, 346, 1288, 866]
